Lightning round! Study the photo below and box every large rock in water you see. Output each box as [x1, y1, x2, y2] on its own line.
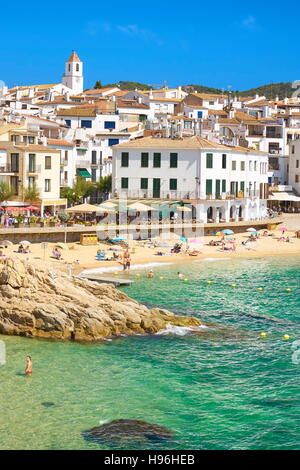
[0, 258, 201, 341]
[87, 419, 173, 443]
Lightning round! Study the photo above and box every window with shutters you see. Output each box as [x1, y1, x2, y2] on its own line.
[121, 152, 129, 167]
[170, 153, 178, 168]
[141, 178, 148, 189]
[121, 177, 128, 189]
[169, 179, 177, 190]
[232, 161, 236, 170]
[141, 153, 149, 167]
[45, 156, 51, 169]
[222, 154, 227, 169]
[206, 153, 213, 168]
[153, 153, 161, 168]
[206, 179, 213, 195]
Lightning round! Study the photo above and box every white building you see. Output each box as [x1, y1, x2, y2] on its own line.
[62, 51, 83, 95]
[112, 135, 269, 222]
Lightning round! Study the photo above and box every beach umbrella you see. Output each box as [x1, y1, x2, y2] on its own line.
[128, 202, 158, 212]
[111, 237, 126, 242]
[19, 240, 31, 245]
[54, 243, 69, 250]
[280, 227, 288, 232]
[176, 206, 192, 212]
[189, 238, 203, 244]
[0, 240, 13, 246]
[222, 229, 234, 235]
[214, 231, 223, 236]
[65, 203, 100, 213]
[5, 206, 27, 212]
[246, 228, 257, 232]
[96, 207, 116, 213]
[25, 205, 40, 211]
[99, 201, 118, 208]
[180, 237, 187, 242]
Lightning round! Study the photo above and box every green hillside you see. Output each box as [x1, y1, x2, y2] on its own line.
[238, 82, 294, 100]
[102, 81, 153, 91]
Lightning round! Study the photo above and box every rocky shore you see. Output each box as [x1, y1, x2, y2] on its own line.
[0, 258, 201, 341]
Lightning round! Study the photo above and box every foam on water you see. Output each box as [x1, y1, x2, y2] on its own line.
[81, 262, 173, 275]
[155, 322, 209, 336]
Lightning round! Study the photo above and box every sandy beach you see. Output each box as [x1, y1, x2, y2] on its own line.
[2, 215, 299, 276]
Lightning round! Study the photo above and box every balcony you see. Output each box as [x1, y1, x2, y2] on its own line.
[60, 159, 69, 166]
[0, 165, 18, 174]
[266, 133, 282, 139]
[27, 164, 42, 174]
[117, 189, 198, 200]
[60, 179, 69, 187]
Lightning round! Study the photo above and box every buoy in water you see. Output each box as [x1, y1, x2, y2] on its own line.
[136, 274, 140, 278]
[260, 332, 267, 338]
[258, 287, 263, 291]
[231, 283, 237, 287]
[286, 288, 292, 292]
[207, 281, 213, 284]
[283, 334, 290, 340]
[184, 278, 189, 282]
[159, 276, 164, 280]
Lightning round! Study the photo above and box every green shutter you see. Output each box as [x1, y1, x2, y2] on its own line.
[121, 152, 129, 167]
[153, 153, 161, 167]
[206, 153, 213, 168]
[222, 154, 227, 169]
[216, 179, 221, 198]
[141, 178, 148, 189]
[141, 153, 149, 167]
[121, 177, 128, 189]
[206, 179, 213, 195]
[170, 153, 178, 168]
[222, 179, 226, 193]
[169, 179, 177, 190]
[240, 181, 245, 193]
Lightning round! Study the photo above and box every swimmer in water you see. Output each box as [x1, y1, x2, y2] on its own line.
[147, 270, 154, 278]
[25, 356, 32, 376]
[177, 272, 184, 279]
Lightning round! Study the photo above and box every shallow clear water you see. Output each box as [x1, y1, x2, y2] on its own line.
[0, 255, 299, 450]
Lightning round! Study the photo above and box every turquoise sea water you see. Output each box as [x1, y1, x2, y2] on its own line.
[0, 255, 299, 450]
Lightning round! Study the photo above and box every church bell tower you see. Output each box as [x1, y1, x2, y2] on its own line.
[62, 50, 83, 95]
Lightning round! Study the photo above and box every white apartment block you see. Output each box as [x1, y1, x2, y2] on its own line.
[112, 135, 269, 223]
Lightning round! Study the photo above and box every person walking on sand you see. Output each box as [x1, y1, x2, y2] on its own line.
[25, 356, 32, 376]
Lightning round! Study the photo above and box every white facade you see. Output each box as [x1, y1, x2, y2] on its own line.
[62, 51, 83, 95]
[112, 136, 269, 222]
[289, 140, 300, 194]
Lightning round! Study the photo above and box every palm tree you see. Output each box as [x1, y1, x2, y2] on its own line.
[24, 182, 41, 203]
[0, 181, 13, 204]
[60, 176, 94, 205]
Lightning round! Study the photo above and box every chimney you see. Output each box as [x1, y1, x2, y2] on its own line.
[229, 110, 235, 119]
[137, 96, 142, 104]
[111, 95, 116, 102]
[16, 88, 22, 100]
[275, 95, 279, 102]
[284, 97, 288, 105]
[64, 91, 70, 102]
[1, 85, 8, 96]
[255, 94, 259, 100]
[149, 90, 153, 99]
[262, 105, 270, 118]
[193, 119, 197, 136]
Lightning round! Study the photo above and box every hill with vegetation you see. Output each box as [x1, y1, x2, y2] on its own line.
[96, 80, 297, 99]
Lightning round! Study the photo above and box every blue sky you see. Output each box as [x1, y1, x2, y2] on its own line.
[1, 0, 300, 91]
